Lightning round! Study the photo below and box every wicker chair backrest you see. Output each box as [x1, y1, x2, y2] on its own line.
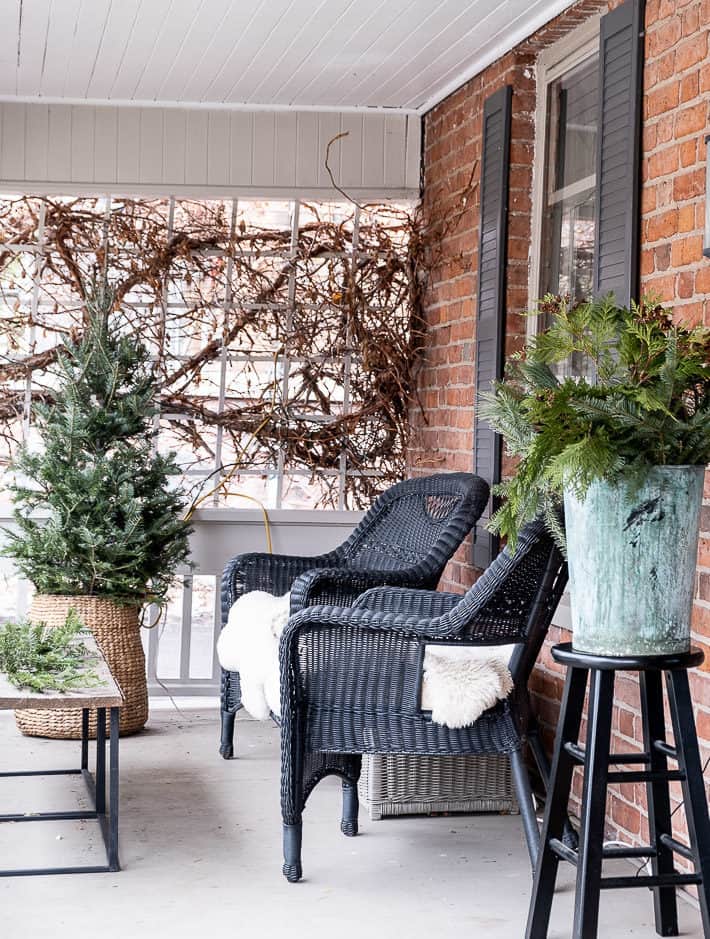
[339, 473, 489, 577]
[447, 519, 566, 650]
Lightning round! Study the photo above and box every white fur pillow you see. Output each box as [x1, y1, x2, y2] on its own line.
[216, 591, 290, 720]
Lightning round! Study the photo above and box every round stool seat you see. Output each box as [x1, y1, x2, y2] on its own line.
[551, 641, 704, 672]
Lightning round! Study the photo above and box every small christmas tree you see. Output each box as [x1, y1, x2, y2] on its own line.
[4, 282, 191, 606]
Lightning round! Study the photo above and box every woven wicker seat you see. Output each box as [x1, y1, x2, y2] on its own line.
[219, 472, 490, 758]
[278, 518, 568, 882]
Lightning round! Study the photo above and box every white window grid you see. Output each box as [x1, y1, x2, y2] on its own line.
[0, 195, 403, 511]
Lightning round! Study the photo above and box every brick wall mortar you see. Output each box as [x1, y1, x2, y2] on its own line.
[412, 0, 710, 863]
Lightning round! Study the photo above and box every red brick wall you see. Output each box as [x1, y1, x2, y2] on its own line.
[409, 0, 609, 592]
[412, 0, 710, 856]
[407, 46, 530, 591]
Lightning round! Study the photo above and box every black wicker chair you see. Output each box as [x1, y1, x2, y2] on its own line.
[219, 472, 490, 758]
[278, 518, 568, 882]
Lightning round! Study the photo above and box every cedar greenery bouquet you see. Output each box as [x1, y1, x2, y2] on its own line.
[0, 611, 99, 692]
[3, 282, 192, 606]
[480, 294, 710, 549]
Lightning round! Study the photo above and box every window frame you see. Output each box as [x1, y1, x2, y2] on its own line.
[528, 16, 601, 340]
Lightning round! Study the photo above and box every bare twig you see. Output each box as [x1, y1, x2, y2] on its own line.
[324, 132, 368, 213]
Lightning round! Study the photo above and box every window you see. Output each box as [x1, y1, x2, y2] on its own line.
[0, 196, 414, 512]
[531, 19, 601, 313]
[539, 55, 598, 302]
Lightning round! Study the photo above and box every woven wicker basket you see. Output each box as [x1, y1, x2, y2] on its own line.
[359, 753, 518, 820]
[15, 595, 148, 739]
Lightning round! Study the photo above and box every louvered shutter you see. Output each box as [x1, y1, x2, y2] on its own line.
[593, 0, 644, 306]
[472, 85, 512, 569]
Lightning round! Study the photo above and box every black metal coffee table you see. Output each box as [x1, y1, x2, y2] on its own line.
[0, 637, 123, 876]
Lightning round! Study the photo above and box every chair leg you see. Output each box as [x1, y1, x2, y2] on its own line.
[528, 726, 551, 788]
[280, 671, 306, 882]
[510, 747, 540, 870]
[341, 781, 359, 837]
[529, 724, 579, 851]
[282, 823, 303, 883]
[219, 708, 237, 759]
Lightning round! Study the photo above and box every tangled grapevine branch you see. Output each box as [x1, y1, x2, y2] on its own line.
[0, 196, 428, 508]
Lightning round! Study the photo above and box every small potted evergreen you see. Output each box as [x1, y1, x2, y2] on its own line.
[482, 295, 710, 656]
[4, 282, 191, 737]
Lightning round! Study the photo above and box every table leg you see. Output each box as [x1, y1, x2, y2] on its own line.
[81, 708, 89, 771]
[96, 707, 106, 816]
[108, 707, 120, 871]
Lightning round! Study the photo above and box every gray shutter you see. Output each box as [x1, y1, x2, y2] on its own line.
[593, 0, 644, 306]
[473, 85, 512, 569]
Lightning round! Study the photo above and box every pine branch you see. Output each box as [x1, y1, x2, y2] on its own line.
[484, 294, 710, 546]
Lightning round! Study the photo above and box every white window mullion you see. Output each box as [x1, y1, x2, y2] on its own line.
[274, 199, 299, 509]
[338, 205, 360, 510]
[213, 198, 238, 505]
[23, 200, 45, 440]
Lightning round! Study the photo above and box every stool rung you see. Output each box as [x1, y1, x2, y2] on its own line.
[653, 740, 678, 761]
[562, 743, 652, 766]
[607, 752, 651, 765]
[549, 839, 659, 866]
[563, 742, 586, 763]
[601, 873, 701, 890]
[549, 838, 578, 866]
[607, 769, 685, 784]
[659, 833, 694, 862]
[603, 844, 656, 859]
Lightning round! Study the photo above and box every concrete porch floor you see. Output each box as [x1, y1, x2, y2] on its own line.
[0, 703, 704, 939]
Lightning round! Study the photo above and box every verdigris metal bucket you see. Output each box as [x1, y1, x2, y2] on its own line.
[564, 465, 704, 656]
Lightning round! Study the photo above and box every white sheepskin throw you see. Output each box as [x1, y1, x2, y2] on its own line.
[421, 644, 515, 729]
[216, 591, 290, 720]
[217, 590, 515, 730]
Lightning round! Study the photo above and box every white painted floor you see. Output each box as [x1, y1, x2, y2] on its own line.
[0, 703, 704, 939]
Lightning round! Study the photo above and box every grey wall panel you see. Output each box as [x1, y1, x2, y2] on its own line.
[0, 102, 421, 199]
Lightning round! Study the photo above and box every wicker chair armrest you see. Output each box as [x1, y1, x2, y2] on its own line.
[284, 604, 452, 641]
[290, 566, 428, 614]
[220, 551, 340, 626]
[279, 613, 520, 720]
[353, 587, 462, 617]
[284, 604, 530, 647]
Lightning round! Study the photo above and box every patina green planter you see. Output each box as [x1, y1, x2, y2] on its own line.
[564, 465, 704, 656]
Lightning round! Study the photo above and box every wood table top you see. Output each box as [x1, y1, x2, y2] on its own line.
[0, 634, 124, 710]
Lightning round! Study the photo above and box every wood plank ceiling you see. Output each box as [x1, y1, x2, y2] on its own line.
[0, 0, 574, 115]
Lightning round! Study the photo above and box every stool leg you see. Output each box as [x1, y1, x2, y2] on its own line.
[640, 671, 678, 937]
[526, 666, 589, 939]
[666, 670, 710, 937]
[573, 669, 615, 939]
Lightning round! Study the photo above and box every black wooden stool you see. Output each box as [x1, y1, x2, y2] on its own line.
[526, 642, 710, 939]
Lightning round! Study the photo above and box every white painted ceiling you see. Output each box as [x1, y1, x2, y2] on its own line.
[0, 0, 574, 115]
